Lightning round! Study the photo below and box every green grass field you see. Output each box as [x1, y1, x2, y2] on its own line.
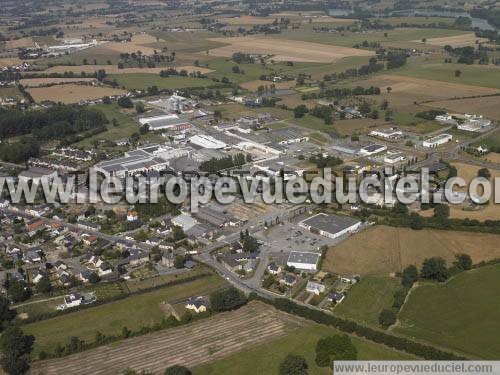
[396, 264, 500, 359]
[334, 276, 402, 327]
[472, 128, 500, 149]
[23, 275, 226, 356]
[75, 103, 139, 147]
[273, 26, 466, 48]
[391, 56, 500, 89]
[109, 73, 218, 90]
[194, 324, 414, 375]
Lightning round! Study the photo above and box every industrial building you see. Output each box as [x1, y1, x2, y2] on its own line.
[299, 213, 361, 240]
[138, 114, 192, 131]
[359, 144, 387, 156]
[369, 128, 403, 140]
[423, 134, 453, 148]
[287, 251, 321, 271]
[94, 144, 188, 177]
[189, 134, 228, 149]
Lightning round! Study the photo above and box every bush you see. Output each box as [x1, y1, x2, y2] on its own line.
[164, 365, 191, 375]
[401, 265, 418, 288]
[279, 354, 308, 375]
[315, 334, 357, 367]
[378, 309, 397, 328]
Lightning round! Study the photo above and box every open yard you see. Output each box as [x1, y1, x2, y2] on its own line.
[334, 276, 401, 327]
[23, 274, 226, 356]
[31, 301, 304, 374]
[322, 225, 500, 276]
[396, 264, 500, 359]
[27, 84, 126, 104]
[205, 36, 374, 63]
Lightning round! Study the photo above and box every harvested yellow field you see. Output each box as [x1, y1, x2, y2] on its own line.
[415, 33, 489, 47]
[20, 77, 97, 87]
[239, 80, 296, 91]
[376, 74, 498, 97]
[5, 37, 34, 49]
[0, 58, 23, 68]
[27, 84, 126, 104]
[37, 64, 214, 75]
[97, 33, 161, 56]
[206, 36, 374, 63]
[322, 225, 500, 276]
[425, 96, 500, 121]
[485, 153, 500, 164]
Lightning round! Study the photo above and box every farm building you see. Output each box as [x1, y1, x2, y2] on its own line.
[299, 213, 361, 240]
[287, 251, 321, 271]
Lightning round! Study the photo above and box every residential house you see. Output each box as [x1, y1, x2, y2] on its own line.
[267, 262, 281, 275]
[327, 292, 345, 304]
[128, 248, 149, 266]
[280, 273, 297, 287]
[32, 269, 47, 284]
[185, 296, 208, 313]
[306, 281, 326, 295]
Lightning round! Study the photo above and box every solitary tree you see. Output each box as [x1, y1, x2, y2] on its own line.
[454, 70, 462, 77]
[454, 253, 472, 271]
[421, 257, 448, 282]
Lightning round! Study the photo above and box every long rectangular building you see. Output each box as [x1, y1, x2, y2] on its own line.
[299, 213, 361, 239]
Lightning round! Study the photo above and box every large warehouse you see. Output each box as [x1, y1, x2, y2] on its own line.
[299, 213, 361, 239]
[287, 251, 321, 271]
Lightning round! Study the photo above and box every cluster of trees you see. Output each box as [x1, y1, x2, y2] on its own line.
[386, 51, 408, 69]
[0, 105, 108, 163]
[444, 45, 488, 65]
[209, 287, 247, 312]
[301, 86, 381, 101]
[308, 154, 343, 169]
[310, 106, 334, 125]
[323, 57, 384, 81]
[470, 8, 500, 29]
[0, 105, 107, 139]
[232, 52, 255, 64]
[415, 109, 446, 121]
[240, 230, 260, 253]
[199, 153, 246, 173]
[159, 68, 206, 79]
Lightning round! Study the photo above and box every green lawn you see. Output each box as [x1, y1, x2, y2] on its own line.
[334, 276, 402, 327]
[396, 264, 500, 359]
[109, 73, 218, 90]
[23, 275, 226, 356]
[194, 324, 414, 375]
[391, 56, 500, 89]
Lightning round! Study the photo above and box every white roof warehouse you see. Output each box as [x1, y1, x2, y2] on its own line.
[287, 251, 321, 271]
[299, 213, 361, 240]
